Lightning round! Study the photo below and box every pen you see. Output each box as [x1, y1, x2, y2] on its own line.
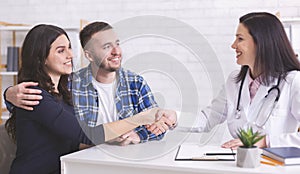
[260, 160, 278, 166]
[204, 153, 236, 156]
[231, 147, 236, 160]
[261, 155, 284, 166]
[192, 156, 219, 160]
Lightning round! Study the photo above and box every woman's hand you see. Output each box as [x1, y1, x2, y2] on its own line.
[221, 136, 267, 149]
[221, 139, 243, 149]
[106, 130, 141, 146]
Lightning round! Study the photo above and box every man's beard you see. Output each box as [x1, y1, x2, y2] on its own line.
[95, 57, 121, 72]
[100, 63, 120, 72]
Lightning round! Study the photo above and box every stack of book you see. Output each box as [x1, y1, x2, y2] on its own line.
[6, 46, 20, 72]
[262, 147, 300, 166]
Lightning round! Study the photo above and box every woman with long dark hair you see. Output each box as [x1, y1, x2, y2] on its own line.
[221, 12, 300, 148]
[164, 12, 300, 149]
[219, 12, 300, 149]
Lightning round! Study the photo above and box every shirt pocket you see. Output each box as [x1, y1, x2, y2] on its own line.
[226, 103, 235, 120]
[266, 108, 289, 133]
[270, 108, 288, 118]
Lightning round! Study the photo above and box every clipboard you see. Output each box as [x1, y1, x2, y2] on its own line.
[175, 144, 236, 161]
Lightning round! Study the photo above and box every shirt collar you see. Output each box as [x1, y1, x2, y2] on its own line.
[247, 70, 261, 87]
[117, 67, 126, 87]
[81, 64, 94, 88]
[83, 64, 125, 88]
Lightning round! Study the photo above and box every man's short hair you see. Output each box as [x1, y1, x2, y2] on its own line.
[79, 22, 113, 49]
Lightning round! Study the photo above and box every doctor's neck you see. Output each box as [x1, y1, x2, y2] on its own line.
[249, 67, 262, 80]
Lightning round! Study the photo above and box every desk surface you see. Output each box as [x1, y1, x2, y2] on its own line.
[60, 130, 300, 174]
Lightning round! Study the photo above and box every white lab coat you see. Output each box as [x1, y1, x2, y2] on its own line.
[196, 70, 300, 147]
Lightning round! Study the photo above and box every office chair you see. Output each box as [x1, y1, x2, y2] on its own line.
[0, 124, 16, 174]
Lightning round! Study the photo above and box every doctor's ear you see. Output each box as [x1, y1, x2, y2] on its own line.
[84, 50, 94, 62]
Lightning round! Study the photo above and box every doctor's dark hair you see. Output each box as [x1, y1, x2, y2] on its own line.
[5, 24, 72, 141]
[236, 12, 300, 85]
[79, 21, 113, 50]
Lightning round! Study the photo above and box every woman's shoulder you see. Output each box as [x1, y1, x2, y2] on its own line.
[225, 70, 240, 84]
[228, 70, 240, 78]
[29, 86, 53, 99]
[278, 71, 300, 94]
[29, 86, 46, 92]
[285, 70, 300, 83]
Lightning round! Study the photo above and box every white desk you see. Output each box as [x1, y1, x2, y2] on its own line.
[60, 129, 300, 174]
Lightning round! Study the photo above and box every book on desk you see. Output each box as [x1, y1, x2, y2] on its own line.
[175, 144, 236, 161]
[262, 147, 300, 165]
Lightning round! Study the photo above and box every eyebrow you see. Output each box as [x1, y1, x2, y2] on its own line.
[55, 45, 67, 50]
[102, 39, 120, 46]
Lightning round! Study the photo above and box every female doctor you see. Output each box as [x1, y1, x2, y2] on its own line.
[202, 12, 300, 149]
[147, 12, 300, 148]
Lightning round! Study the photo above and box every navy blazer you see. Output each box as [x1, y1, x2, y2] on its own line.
[9, 87, 104, 174]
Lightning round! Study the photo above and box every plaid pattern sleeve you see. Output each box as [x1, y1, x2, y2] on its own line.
[70, 66, 99, 127]
[115, 69, 165, 143]
[3, 87, 15, 112]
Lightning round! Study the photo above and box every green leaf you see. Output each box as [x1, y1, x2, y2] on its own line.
[236, 126, 264, 148]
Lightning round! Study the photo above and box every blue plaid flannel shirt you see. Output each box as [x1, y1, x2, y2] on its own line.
[70, 65, 164, 142]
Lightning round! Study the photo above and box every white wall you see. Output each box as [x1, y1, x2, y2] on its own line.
[1, 0, 300, 114]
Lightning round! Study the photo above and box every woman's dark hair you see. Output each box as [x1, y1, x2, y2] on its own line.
[5, 24, 73, 141]
[236, 12, 300, 85]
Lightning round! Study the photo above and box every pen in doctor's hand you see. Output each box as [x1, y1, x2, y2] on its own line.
[204, 153, 236, 156]
[231, 147, 236, 160]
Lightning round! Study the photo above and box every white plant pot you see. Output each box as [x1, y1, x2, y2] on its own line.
[236, 146, 261, 168]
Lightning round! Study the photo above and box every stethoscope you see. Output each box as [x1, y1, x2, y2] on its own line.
[235, 72, 281, 128]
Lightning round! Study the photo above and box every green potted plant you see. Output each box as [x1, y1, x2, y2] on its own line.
[236, 127, 264, 168]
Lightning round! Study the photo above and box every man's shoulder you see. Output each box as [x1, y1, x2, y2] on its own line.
[73, 66, 89, 77]
[119, 68, 138, 77]
[71, 66, 92, 87]
[119, 68, 144, 81]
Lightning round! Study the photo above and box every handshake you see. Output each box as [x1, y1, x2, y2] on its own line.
[146, 108, 178, 135]
[107, 108, 178, 146]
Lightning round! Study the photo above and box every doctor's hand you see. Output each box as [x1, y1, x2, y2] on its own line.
[221, 139, 243, 150]
[6, 82, 42, 111]
[221, 136, 267, 149]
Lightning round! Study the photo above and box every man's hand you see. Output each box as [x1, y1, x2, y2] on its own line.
[79, 143, 93, 150]
[146, 116, 172, 135]
[155, 109, 177, 126]
[146, 109, 177, 135]
[107, 130, 141, 146]
[6, 82, 42, 111]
